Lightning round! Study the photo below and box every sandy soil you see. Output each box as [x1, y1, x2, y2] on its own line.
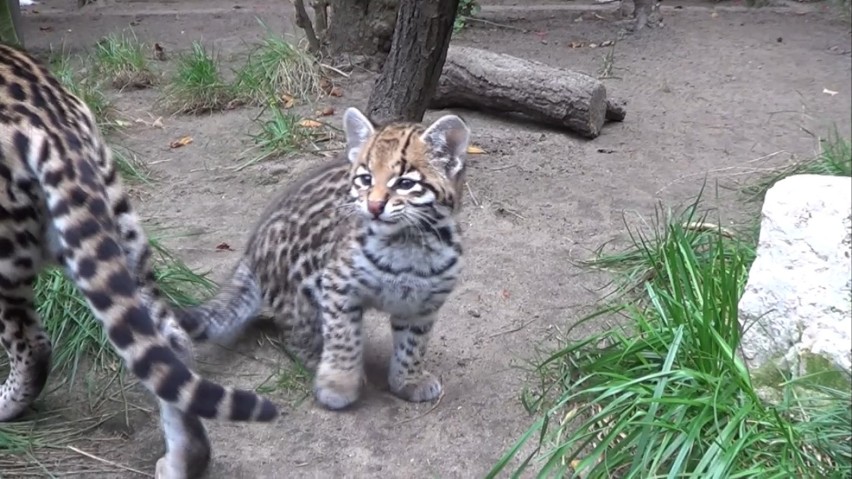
[12, 0, 852, 477]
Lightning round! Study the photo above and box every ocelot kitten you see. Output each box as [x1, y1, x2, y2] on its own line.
[0, 44, 278, 479]
[174, 107, 470, 410]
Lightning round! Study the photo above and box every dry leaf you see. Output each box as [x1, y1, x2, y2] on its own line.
[169, 136, 193, 149]
[823, 88, 839, 96]
[466, 145, 486, 154]
[215, 242, 235, 252]
[153, 43, 167, 61]
[329, 86, 344, 97]
[317, 106, 335, 117]
[281, 94, 296, 109]
[299, 119, 323, 128]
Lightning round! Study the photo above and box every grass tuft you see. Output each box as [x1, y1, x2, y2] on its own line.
[744, 128, 852, 202]
[233, 23, 324, 106]
[48, 50, 116, 130]
[0, 412, 123, 476]
[111, 145, 152, 185]
[255, 336, 312, 408]
[236, 105, 326, 170]
[489, 196, 852, 479]
[161, 42, 234, 114]
[583, 191, 756, 300]
[92, 31, 156, 90]
[454, 0, 481, 32]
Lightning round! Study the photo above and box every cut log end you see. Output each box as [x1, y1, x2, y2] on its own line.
[606, 99, 627, 122]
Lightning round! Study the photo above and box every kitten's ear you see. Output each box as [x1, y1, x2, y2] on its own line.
[343, 107, 375, 163]
[421, 114, 470, 179]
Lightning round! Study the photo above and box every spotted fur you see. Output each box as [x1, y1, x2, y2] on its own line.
[0, 44, 278, 478]
[174, 107, 470, 410]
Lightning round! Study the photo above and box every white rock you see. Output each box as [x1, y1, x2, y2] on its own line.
[739, 174, 852, 379]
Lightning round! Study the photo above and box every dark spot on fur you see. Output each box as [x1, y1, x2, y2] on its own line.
[106, 270, 135, 297]
[230, 388, 259, 421]
[124, 305, 156, 336]
[8, 82, 25, 101]
[132, 345, 174, 380]
[154, 353, 193, 402]
[95, 237, 122, 261]
[0, 237, 14, 258]
[108, 322, 133, 349]
[77, 258, 96, 279]
[87, 290, 113, 311]
[189, 380, 226, 418]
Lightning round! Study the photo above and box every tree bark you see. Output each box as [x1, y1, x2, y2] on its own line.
[326, 0, 398, 58]
[430, 46, 626, 139]
[366, 0, 460, 125]
[294, 0, 321, 54]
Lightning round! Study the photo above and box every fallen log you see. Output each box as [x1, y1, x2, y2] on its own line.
[431, 46, 626, 139]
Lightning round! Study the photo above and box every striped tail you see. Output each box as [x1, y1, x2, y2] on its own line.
[175, 259, 263, 344]
[23, 131, 279, 423]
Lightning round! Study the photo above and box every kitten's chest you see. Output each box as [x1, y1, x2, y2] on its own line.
[351, 239, 460, 317]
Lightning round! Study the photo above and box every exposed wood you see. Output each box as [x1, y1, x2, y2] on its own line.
[326, 0, 398, 58]
[606, 98, 627, 122]
[431, 46, 625, 139]
[293, 0, 321, 54]
[366, 0, 460, 124]
[312, 0, 329, 41]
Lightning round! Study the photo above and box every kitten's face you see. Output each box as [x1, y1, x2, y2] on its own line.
[342, 108, 470, 228]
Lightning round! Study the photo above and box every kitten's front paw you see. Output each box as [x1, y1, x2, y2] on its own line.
[314, 365, 362, 410]
[389, 371, 442, 403]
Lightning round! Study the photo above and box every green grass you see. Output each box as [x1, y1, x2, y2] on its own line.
[92, 31, 156, 90]
[454, 0, 481, 32]
[489, 196, 851, 478]
[48, 50, 116, 130]
[744, 128, 852, 202]
[255, 335, 312, 408]
[583, 195, 755, 300]
[236, 105, 324, 171]
[161, 41, 234, 114]
[232, 23, 323, 106]
[111, 145, 153, 185]
[0, 412, 122, 475]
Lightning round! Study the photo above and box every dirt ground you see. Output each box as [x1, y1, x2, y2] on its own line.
[13, 0, 852, 477]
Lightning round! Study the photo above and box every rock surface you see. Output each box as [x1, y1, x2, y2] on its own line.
[739, 174, 852, 380]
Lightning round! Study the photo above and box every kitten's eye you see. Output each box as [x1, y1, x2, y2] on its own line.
[395, 178, 417, 190]
[354, 174, 372, 188]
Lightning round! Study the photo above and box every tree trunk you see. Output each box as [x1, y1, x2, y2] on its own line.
[431, 46, 626, 139]
[326, 0, 398, 58]
[0, 0, 23, 47]
[365, 0, 460, 125]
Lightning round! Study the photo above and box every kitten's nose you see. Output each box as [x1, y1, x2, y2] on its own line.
[367, 200, 386, 218]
